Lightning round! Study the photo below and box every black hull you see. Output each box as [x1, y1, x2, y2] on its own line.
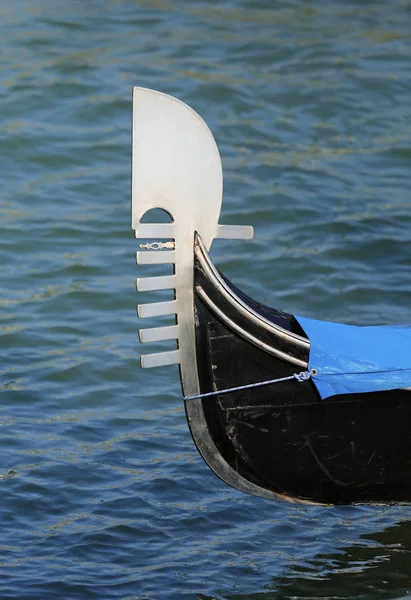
[187, 236, 411, 505]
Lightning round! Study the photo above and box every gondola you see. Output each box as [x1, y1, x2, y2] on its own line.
[132, 87, 411, 506]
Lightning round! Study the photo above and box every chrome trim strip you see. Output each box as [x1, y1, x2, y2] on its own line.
[196, 286, 308, 369]
[195, 236, 310, 349]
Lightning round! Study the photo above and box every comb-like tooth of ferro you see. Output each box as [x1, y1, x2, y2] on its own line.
[137, 300, 177, 319]
[136, 274, 176, 292]
[139, 324, 178, 344]
[141, 349, 181, 368]
[134, 223, 175, 239]
[136, 250, 176, 265]
[216, 224, 254, 240]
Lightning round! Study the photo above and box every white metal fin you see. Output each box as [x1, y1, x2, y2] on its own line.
[141, 350, 181, 369]
[136, 250, 176, 265]
[137, 300, 177, 319]
[216, 225, 254, 240]
[136, 275, 176, 292]
[139, 325, 179, 344]
[135, 223, 174, 238]
[132, 87, 253, 396]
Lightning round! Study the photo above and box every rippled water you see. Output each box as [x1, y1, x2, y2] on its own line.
[1, 1, 411, 598]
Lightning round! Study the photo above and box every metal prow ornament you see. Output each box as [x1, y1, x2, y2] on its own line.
[132, 87, 253, 398]
[132, 88, 313, 502]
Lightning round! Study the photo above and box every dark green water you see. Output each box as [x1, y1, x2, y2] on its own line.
[1, 1, 411, 598]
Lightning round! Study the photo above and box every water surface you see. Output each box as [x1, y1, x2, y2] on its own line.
[1, 1, 411, 598]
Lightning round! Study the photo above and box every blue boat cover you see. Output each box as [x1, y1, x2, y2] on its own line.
[296, 316, 411, 400]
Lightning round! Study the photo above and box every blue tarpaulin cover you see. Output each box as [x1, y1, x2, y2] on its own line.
[296, 316, 411, 400]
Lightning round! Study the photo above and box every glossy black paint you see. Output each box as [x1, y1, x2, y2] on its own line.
[189, 242, 411, 505]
